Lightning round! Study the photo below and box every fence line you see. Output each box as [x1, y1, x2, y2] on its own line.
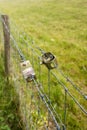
[8, 19, 87, 100]
[0, 14, 87, 130]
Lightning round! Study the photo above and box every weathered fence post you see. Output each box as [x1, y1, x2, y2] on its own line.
[1, 15, 10, 78]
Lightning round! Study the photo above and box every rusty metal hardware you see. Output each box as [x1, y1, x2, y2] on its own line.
[41, 52, 58, 69]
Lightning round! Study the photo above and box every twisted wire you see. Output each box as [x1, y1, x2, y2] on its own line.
[10, 20, 41, 58]
[0, 16, 25, 61]
[0, 15, 87, 130]
[33, 79, 61, 130]
[10, 32, 61, 130]
[57, 68, 87, 100]
[51, 72, 87, 115]
[33, 46, 87, 100]
[36, 80, 65, 126]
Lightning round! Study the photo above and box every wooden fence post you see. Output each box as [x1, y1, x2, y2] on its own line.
[1, 15, 10, 77]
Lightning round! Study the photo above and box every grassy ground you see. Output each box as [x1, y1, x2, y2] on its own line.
[0, 0, 87, 88]
[0, 45, 23, 130]
[0, 0, 87, 129]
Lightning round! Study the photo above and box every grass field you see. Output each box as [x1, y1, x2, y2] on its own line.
[0, 0, 87, 87]
[0, 0, 87, 129]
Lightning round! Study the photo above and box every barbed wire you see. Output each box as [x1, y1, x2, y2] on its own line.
[33, 47, 87, 100]
[0, 15, 25, 61]
[0, 17, 63, 129]
[51, 72, 87, 115]
[8, 20, 87, 100]
[36, 80, 64, 125]
[0, 14, 87, 130]
[16, 30, 87, 101]
[56, 68, 87, 100]
[10, 45, 48, 130]
[8, 19, 87, 115]
[33, 79, 61, 130]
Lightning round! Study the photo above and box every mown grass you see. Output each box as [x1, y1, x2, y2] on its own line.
[0, 0, 87, 129]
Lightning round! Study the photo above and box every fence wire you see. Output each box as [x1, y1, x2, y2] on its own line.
[0, 15, 87, 130]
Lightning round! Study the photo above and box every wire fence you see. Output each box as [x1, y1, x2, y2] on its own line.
[0, 15, 87, 130]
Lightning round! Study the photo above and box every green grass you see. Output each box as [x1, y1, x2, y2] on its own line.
[0, 0, 87, 129]
[0, 42, 23, 129]
[0, 0, 87, 87]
